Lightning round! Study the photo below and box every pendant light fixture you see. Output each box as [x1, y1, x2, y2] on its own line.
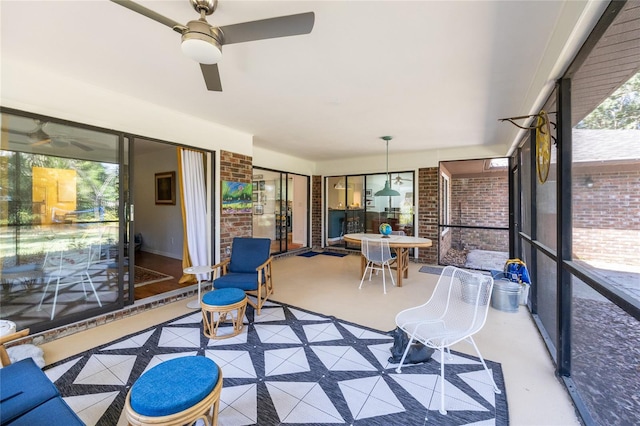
[375, 136, 401, 197]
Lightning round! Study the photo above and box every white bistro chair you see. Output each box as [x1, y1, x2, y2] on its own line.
[395, 265, 501, 414]
[359, 238, 395, 294]
[37, 245, 103, 320]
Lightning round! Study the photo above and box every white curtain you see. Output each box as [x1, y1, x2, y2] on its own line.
[180, 149, 209, 281]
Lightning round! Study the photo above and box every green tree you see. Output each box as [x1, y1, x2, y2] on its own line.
[576, 72, 640, 130]
[2, 152, 119, 225]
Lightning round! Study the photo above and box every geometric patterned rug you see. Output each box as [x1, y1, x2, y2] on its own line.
[43, 299, 509, 425]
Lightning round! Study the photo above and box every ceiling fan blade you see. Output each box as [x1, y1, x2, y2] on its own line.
[70, 140, 94, 151]
[219, 12, 314, 45]
[5, 128, 29, 136]
[201, 64, 223, 91]
[110, 0, 184, 31]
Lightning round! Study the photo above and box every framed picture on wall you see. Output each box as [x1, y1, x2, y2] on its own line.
[155, 171, 176, 205]
[365, 189, 373, 197]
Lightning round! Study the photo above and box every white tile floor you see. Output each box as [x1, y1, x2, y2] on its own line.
[40, 253, 581, 425]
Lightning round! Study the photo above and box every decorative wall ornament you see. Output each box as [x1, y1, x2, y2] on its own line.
[535, 110, 551, 184]
[498, 111, 556, 184]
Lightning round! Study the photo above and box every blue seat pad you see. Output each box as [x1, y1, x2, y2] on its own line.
[214, 273, 259, 291]
[6, 396, 84, 426]
[0, 358, 60, 424]
[202, 288, 246, 306]
[130, 356, 218, 417]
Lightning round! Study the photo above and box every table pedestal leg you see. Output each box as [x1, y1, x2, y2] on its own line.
[395, 248, 403, 287]
[187, 280, 202, 309]
[391, 248, 410, 287]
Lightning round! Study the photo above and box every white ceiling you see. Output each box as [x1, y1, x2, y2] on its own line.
[1, 1, 605, 161]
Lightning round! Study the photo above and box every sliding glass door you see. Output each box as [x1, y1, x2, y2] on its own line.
[1, 109, 123, 332]
[253, 168, 309, 254]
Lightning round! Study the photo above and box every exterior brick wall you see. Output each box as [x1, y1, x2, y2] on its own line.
[573, 169, 640, 266]
[219, 150, 253, 260]
[311, 175, 322, 248]
[417, 167, 438, 264]
[450, 174, 509, 251]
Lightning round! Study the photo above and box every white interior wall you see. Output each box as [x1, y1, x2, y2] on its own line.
[134, 146, 183, 259]
[1, 60, 253, 155]
[252, 146, 316, 176]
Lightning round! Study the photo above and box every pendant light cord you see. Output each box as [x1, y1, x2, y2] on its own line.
[386, 140, 390, 182]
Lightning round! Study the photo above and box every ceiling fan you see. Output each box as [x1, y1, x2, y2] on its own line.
[111, 0, 315, 92]
[4, 120, 94, 151]
[393, 175, 412, 185]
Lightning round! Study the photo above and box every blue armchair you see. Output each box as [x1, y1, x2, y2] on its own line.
[212, 237, 273, 315]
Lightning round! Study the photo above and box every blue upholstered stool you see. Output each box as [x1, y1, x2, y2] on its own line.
[124, 356, 222, 425]
[201, 288, 247, 339]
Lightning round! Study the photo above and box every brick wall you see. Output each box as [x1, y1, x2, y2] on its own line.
[219, 150, 253, 260]
[440, 228, 452, 260]
[573, 170, 640, 266]
[417, 167, 438, 264]
[311, 175, 322, 248]
[450, 174, 509, 251]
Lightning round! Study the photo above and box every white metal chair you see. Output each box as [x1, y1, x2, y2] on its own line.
[359, 238, 395, 294]
[37, 245, 103, 320]
[394, 265, 500, 414]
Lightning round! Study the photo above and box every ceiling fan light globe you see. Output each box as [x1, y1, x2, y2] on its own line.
[181, 33, 222, 64]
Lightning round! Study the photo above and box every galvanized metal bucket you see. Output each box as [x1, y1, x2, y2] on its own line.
[491, 279, 521, 312]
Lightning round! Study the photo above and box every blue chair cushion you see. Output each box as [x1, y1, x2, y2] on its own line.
[0, 358, 60, 424]
[214, 273, 259, 291]
[227, 238, 271, 274]
[6, 396, 84, 426]
[213, 272, 258, 291]
[130, 356, 218, 417]
[202, 288, 246, 306]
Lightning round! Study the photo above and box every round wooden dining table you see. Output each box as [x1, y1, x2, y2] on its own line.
[343, 233, 433, 287]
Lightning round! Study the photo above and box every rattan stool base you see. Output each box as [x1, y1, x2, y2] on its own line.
[201, 297, 247, 339]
